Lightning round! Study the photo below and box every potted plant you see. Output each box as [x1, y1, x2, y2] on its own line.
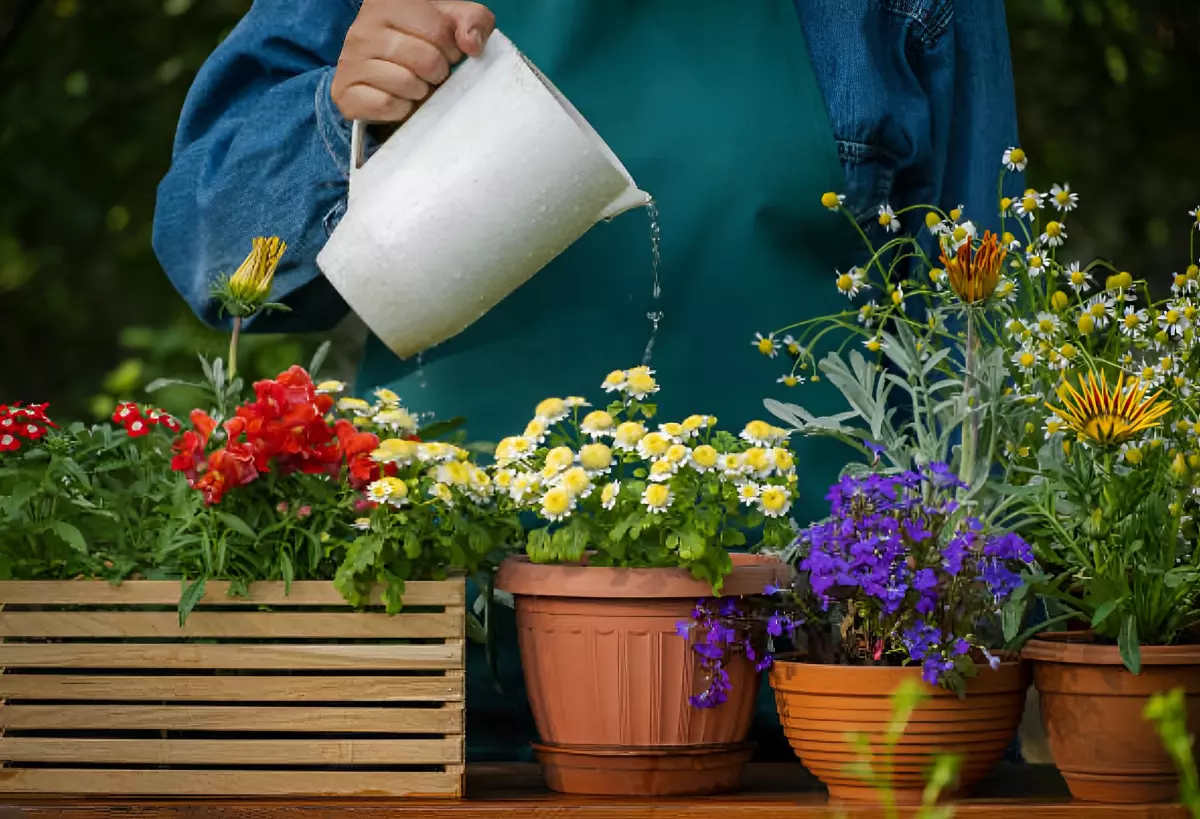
[737, 150, 1053, 804]
[0, 238, 517, 798]
[492, 366, 794, 796]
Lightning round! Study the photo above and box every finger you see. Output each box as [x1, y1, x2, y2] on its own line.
[432, 1, 495, 57]
[358, 59, 431, 101]
[374, 29, 450, 84]
[374, 0, 462, 63]
[340, 84, 415, 123]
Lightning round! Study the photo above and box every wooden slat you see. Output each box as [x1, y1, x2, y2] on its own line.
[0, 676, 464, 702]
[0, 737, 462, 765]
[0, 642, 462, 670]
[0, 610, 463, 639]
[0, 580, 465, 607]
[0, 769, 461, 796]
[0, 704, 463, 733]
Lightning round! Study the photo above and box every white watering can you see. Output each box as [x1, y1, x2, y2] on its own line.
[316, 31, 652, 360]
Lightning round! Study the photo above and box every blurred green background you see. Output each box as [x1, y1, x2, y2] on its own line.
[1, 0, 1197, 419]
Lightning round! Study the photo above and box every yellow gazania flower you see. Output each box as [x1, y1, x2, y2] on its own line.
[1046, 370, 1172, 447]
[224, 236, 286, 314]
[940, 230, 1006, 304]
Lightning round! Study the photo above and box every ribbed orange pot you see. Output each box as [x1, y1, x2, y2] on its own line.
[495, 554, 790, 796]
[1023, 632, 1200, 804]
[770, 660, 1027, 804]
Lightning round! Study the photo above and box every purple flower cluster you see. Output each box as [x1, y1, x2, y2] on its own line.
[793, 464, 1032, 686]
[677, 598, 792, 709]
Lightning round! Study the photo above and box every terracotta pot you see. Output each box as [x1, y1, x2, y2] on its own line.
[770, 660, 1028, 804]
[1023, 632, 1200, 804]
[495, 554, 790, 796]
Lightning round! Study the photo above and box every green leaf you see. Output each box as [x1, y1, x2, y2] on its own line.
[50, 521, 87, 553]
[144, 377, 204, 393]
[178, 577, 207, 627]
[1001, 598, 1023, 643]
[308, 341, 332, 377]
[1118, 615, 1142, 674]
[419, 417, 466, 441]
[382, 578, 405, 614]
[216, 512, 256, 541]
[280, 551, 294, 594]
[1091, 600, 1119, 628]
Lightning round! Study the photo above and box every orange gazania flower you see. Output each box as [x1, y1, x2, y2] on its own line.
[1047, 370, 1172, 447]
[940, 230, 1006, 304]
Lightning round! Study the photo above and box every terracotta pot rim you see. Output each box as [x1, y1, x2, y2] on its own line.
[495, 553, 791, 598]
[532, 742, 752, 758]
[771, 658, 1023, 673]
[1022, 632, 1200, 665]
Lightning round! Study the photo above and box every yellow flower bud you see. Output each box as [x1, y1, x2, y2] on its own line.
[1171, 453, 1189, 480]
[1024, 422, 1035, 435]
[1106, 271, 1133, 290]
[1062, 439, 1071, 456]
[1124, 447, 1143, 465]
[222, 236, 287, 317]
[925, 211, 941, 229]
[1001, 231, 1015, 246]
[949, 207, 962, 221]
[1000, 198, 1012, 212]
[1188, 453, 1200, 470]
[1050, 291, 1069, 310]
[1077, 313, 1095, 335]
[821, 191, 842, 210]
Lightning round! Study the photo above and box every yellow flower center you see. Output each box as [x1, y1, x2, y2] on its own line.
[1124, 447, 1143, 465]
[1124, 313, 1141, 329]
[757, 337, 775, 355]
[542, 487, 572, 516]
[1000, 198, 1013, 212]
[579, 443, 613, 471]
[771, 448, 795, 472]
[1166, 309, 1181, 325]
[581, 410, 615, 433]
[836, 273, 854, 292]
[1009, 148, 1026, 164]
[1022, 196, 1038, 213]
[866, 339, 882, 352]
[545, 446, 575, 472]
[1077, 314, 1095, 335]
[760, 487, 789, 514]
[1030, 256, 1044, 269]
[560, 467, 592, 498]
[1107, 271, 1133, 290]
[891, 290, 903, 305]
[1001, 231, 1016, 246]
[626, 372, 658, 396]
[1045, 221, 1062, 237]
[1089, 302, 1107, 319]
[1019, 352, 1035, 369]
[952, 226, 967, 242]
[744, 448, 770, 472]
[691, 445, 718, 469]
[1038, 318, 1055, 334]
[1055, 190, 1070, 204]
[820, 191, 840, 209]
[643, 484, 671, 508]
[535, 397, 567, 420]
[603, 370, 626, 388]
[925, 211, 941, 228]
[781, 375, 799, 387]
[1060, 343, 1078, 359]
[949, 207, 962, 221]
[879, 211, 893, 226]
[601, 482, 619, 506]
[640, 432, 670, 457]
[614, 421, 647, 447]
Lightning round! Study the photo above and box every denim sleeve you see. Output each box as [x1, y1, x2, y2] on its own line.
[796, 0, 1024, 239]
[152, 0, 363, 333]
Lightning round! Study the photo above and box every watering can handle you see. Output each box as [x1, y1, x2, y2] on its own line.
[350, 119, 368, 175]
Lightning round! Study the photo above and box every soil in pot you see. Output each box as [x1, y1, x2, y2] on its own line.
[1023, 632, 1200, 804]
[770, 660, 1028, 804]
[495, 553, 790, 796]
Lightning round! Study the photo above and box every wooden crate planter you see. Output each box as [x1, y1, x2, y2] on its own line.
[0, 580, 466, 797]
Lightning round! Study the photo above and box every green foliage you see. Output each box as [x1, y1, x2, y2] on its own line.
[841, 678, 961, 819]
[1144, 688, 1200, 816]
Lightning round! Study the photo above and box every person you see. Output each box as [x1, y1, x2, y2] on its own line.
[153, 0, 1023, 761]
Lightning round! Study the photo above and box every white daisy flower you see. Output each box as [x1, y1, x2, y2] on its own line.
[736, 481, 761, 505]
[1040, 220, 1067, 248]
[1120, 306, 1147, 337]
[758, 485, 793, 518]
[578, 442, 614, 476]
[1034, 312, 1062, 340]
[612, 421, 648, 452]
[1002, 147, 1028, 172]
[740, 420, 786, 447]
[556, 467, 594, 500]
[948, 220, 977, 251]
[534, 397, 569, 424]
[373, 388, 402, 407]
[835, 267, 867, 299]
[689, 444, 718, 473]
[858, 302, 879, 325]
[1015, 190, 1044, 220]
[994, 277, 1018, 303]
[1026, 251, 1047, 277]
[1084, 295, 1115, 329]
[600, 481, 621, 510]
[564, 396, 590, 409]
[1011, 346, 1038, 375]
[366, 480, 393, 504]
[495, 436, 536, 466]
[1005, 318, 1030, 341]
[647, 458, 678, 482]
[753, 332, 781, 358]
[641, 483, 674, 514]
[601, 369, 627, 393]
[659, 422, 686, 442]
[1190, 206, 1200, 229]
[878, 204, 901, 233]
[1050, 183, 1078, 213]
[580, 410, 616, 439]
[636, 431, 671, 460]
[777, 373, 803, 388]
[523, 417, 549, 444]
[1065, 262, 1093, 294]
[1158, 305, 1190, 338]
[508, 472, 539, 505]
[781, 335, 802, 358]
[1043, 416, 1066, 440]
[718, 452, 746, 479]
[540, 486, 575, 522]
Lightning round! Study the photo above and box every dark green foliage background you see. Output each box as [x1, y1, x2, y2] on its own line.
[1, 0, 1197, 419]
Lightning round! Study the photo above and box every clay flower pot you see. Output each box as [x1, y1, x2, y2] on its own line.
[1023, 632, 1200, 803]
[770, 660, 1028, 804]
[495, 553, 790, 796]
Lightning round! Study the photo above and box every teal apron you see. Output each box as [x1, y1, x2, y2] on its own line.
[356, 0, 860, 760]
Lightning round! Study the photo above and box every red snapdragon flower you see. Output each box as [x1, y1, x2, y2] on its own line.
[335, 418, 381, 489]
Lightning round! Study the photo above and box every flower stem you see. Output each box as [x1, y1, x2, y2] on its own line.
[229, 317, 242, 383]
[960, 310, 979, 488]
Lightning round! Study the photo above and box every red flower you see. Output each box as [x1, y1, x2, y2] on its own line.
[0, 403, 58, 452]
[171, 410, 219, 476]
[125, 417, 151, 437]
[112, 402, 142, 425]
[192, 442, 259, 505]
[336, 418, 381, 489]
[0, 431, 19, 452]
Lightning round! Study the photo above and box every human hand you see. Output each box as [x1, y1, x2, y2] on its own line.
[331, 0, 495, 123]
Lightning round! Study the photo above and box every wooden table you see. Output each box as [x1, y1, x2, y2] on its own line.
[0, 763, 1189, 818]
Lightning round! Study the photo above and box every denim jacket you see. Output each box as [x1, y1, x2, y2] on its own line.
[153, 0, 1023, 330]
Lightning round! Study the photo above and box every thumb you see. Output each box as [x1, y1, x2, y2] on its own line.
[432, 1, 496, 58]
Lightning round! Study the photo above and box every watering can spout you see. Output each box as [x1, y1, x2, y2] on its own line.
[599, 187, 653, 222]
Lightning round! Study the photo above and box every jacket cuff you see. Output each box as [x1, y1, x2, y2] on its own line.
[314, 66, 364, 179]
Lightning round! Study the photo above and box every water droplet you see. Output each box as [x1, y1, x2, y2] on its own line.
[415, 351, 428, 390]
[641, 202, 664, 366]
